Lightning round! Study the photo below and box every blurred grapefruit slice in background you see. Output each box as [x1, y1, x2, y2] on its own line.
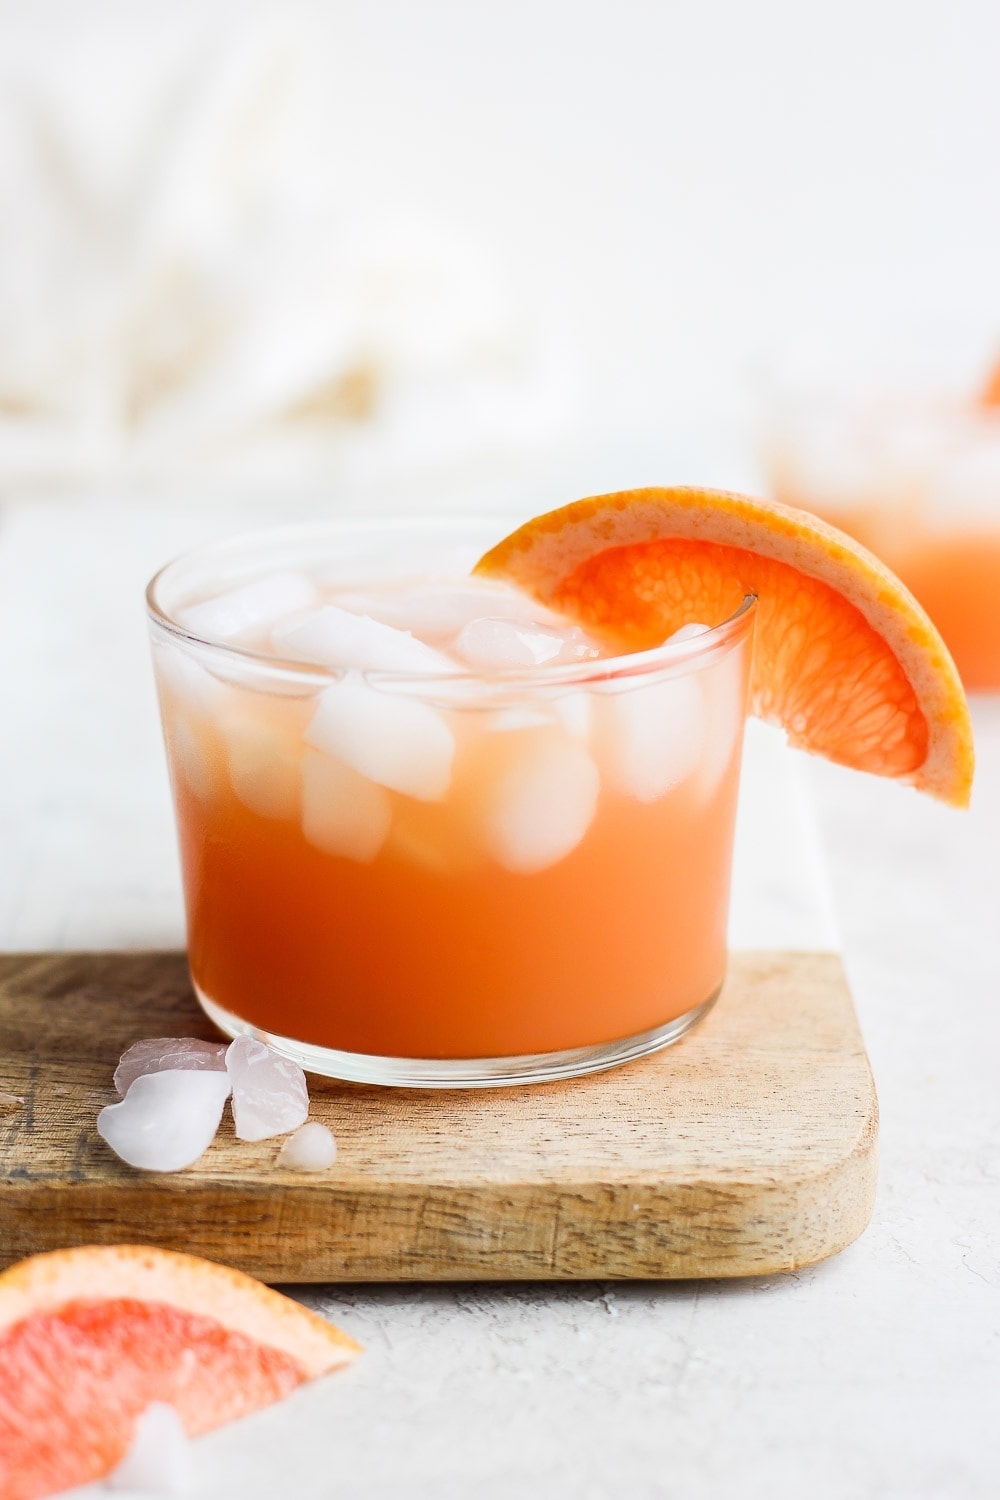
[476, 487, 973, 807]
[0, 1245, 359, 1500]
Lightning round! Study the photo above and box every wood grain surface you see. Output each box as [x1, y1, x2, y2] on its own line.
[0, 951, 877, 1282]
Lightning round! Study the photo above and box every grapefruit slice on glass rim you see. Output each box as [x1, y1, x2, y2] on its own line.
[0, 1244, 359, 1500]
[476, 486, 973, 807]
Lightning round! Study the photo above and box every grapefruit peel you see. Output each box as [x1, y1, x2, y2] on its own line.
[476, 487, 973, 807]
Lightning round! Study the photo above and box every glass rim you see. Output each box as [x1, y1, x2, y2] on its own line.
[146, 516, 758, 693]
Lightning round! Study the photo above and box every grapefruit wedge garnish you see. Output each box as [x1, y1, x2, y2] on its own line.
[0, 1245, 360, 1500]
[476, 487, 974, 807]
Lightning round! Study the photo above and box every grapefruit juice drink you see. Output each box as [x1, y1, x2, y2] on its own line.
[147, 522, 754, 1086]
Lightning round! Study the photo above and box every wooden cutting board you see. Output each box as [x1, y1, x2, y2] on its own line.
[0, 950, 876, 1282]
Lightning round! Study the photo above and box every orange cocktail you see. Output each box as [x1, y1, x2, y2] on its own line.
[148, 521, 754, 1086]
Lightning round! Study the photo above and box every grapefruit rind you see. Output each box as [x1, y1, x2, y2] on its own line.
[0, 1244, 359, 1376]
[476, 487, 974, 808]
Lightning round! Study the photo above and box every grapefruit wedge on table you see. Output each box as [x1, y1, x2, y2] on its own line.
[0, 1244, 359, 1500]
[476, 487, 973, 807]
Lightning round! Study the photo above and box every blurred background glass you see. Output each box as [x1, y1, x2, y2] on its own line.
[762, 368, 1000, 689]
[2, 0, 999, 668]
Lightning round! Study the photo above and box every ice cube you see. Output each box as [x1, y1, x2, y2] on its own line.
[221, 708, 302, 820]
[455, 617, 601, 670]
[597, 674, 706, 802]
[335, 581, 538, 640]
[226, 1036, 309, 1142]
[97, 1071, 231, 1172]
[305, 673, 455, 800]
[179, 572, 320, 643]
[107, 1403, 191, 1493]
[272, 605, 454, 674]
[277, 1121, 337, 1172]
[552, 691, 593, 740]
[696, 648, 748, 797]
[164, 713, 222, 803]
[478, 728, 600, 873]
[301, 747, 393, 862]
[114, 1037, 229, 1096]
[154, 650, 228, 801]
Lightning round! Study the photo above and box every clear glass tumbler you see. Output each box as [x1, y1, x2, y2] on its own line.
[147, 519, 755, 1086]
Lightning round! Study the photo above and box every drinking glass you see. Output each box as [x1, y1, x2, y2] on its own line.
[147, 519, 755, 1086]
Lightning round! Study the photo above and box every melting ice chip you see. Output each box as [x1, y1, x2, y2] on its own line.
[455, 617, 600, 670]
[305, 673, 455, 800]
[272, 605, 454, 674]
[301, 748, 392, 862]
[179, 572, 320, 643]
[277, 1121, 338, 1172]
[98, 1071, 232, 1172]
[107, 1403, 191, 1494]
[480, 730, 601, 873]
[114, 1037, 229, 1096]
[226, 1036, 309, 1142]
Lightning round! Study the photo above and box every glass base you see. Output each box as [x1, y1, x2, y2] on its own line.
[196, 985, 721, 1089]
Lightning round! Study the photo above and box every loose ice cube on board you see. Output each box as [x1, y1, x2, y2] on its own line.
[107, 1403, 191, 1494]
[226, 1036, 309, 1142]
[455, 616, 602, 670]
[479, 729, 600, 873]
[305, 672, 455, 800]
[277, 1121, 338, 1172]
[98, 1071, 232, 1172]
[179, 572, 319, 643]
[300, 747, 393, 862]
[598, 674, 706, 802]
[272, 605, 453, 673]
[114, 1037, 229, 1096]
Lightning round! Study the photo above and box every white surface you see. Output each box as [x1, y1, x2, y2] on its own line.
[3, 494, 997, 1498]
